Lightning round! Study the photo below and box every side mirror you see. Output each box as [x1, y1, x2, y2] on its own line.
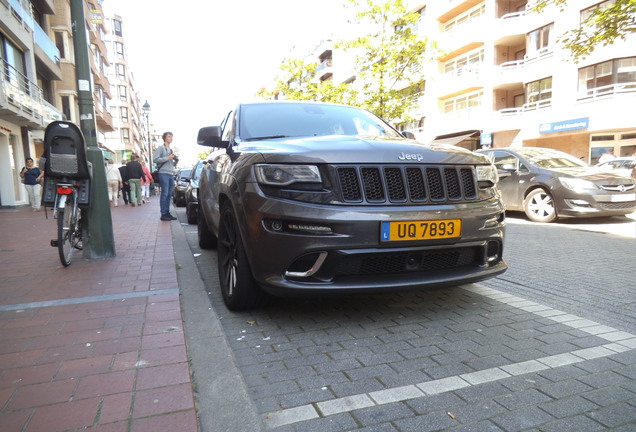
[197, 126, 226, 147]
[401, 131, 416, 139]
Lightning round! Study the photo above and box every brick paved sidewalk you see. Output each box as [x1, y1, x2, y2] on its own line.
[0, 200, 198, 432]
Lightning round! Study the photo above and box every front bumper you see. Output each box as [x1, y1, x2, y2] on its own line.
[235, 188, 507, 296]
[556, 190, 636, 218]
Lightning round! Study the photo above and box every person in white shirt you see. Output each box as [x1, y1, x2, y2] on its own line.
[598, 148, 616, 164]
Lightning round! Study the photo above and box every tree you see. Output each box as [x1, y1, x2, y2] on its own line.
[258, 0, 435, 123]
[534, 0, 636, 62]
[341, 0, 433, 121]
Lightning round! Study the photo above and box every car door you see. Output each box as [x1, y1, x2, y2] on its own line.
[486, 151, 527, 210]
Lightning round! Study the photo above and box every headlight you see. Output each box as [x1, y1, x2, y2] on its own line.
[476, 164, 498, 185]
[255, 164, 321, 186]
[559, 177, 599, 192]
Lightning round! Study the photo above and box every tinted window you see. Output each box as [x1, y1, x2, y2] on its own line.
[238, 103, 401, 140]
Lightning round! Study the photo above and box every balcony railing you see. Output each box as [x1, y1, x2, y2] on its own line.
[578, 82, 636, 100]
[0, 59, 61, 125]
[498, 98, 552, 117]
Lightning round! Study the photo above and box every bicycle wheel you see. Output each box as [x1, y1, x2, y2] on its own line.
[57, 191, 80, 266]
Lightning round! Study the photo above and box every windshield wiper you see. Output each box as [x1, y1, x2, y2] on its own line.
[244, 135, 290, 141]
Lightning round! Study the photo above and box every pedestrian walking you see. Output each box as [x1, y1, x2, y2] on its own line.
[141, 161, 153, 203]
[154, 132, 177, 221]
[105, 159, 122, 207]
[126, 154, 146, 207]
[20, 157, 42, 211]
[118, 161, 130, 205]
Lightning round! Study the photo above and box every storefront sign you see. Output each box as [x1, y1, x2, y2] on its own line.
[539, 117, 589, 134]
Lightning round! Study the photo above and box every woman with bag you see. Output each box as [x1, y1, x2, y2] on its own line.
[20, 157, 42, 211]
[141, 161, 153, 203]
[105, 159, 122, 207]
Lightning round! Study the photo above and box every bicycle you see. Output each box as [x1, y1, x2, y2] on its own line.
[49, 179, 83, 266]
[41, 121, 92, 267]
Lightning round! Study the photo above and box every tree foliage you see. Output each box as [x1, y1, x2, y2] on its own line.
[534, 0, 636, 62]
[258, 0, 434, 123]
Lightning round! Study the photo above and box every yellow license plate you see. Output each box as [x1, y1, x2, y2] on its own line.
[381, 219, 462, 241]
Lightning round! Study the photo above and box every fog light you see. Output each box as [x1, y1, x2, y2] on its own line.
[271, 220, 283, 231]
[486, 241, 501, 263]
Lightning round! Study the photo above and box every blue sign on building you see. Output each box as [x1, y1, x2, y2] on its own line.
[539, 117, 589, 134]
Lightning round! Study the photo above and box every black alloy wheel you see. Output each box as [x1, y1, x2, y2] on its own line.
[217, 202, 268, 310]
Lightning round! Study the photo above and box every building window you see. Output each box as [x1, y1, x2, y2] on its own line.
[113, 19, 123, 37]
[121, 128, 130, 142]
[116, 64, 125, 80]
[444, 49, 484, 75]
[443, 91, 483, 114]
[526, 77, 552, 107]
[61, 95, 72, 121]
[526, 23, 553, 58]
[578, 57, 636, 96]
[118, 85, 127, 101]
[581, 0, 615, 22]
[114, 41, 124, 59]
[444, 4, 485, 32]
[54, 31, 70, 60]
[120, 106, 128, 122]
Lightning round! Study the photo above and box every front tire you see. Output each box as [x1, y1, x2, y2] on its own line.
[217, 202, 268, 311]
[186, 203, 197, 225]
[198, 209, 217, 249]
[523, 188, 557, 223]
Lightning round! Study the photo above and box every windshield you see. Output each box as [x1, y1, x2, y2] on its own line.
[238, 103, 403, 140]
[518, 149, 589, 169]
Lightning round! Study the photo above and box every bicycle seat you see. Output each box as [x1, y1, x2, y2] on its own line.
[43, 121, 91, 180]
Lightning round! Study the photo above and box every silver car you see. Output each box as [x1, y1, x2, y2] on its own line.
[479, 147, 636, 222]
[197, 101, 507, 310]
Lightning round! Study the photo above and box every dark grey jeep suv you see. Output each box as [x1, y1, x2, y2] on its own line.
[197, 101, 507, 310]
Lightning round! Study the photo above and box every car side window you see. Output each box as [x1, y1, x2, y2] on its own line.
[490, 151, 518, 171]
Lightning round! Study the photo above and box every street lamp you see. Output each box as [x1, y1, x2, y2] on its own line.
[142, 100, 152, 168]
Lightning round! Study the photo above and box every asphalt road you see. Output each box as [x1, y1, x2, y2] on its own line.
[174, 209, 636, 432]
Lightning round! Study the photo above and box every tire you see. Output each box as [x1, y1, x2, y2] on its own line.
[217, 202, 269, 311]
[186, 204, 198, 225]
[197, 208, 217, 249]
[523, 188, 557, 223]
[57, 192, 82, 266]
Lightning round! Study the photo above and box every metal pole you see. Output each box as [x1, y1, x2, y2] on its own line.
[146, 115, 152, 168]
[70, 0, 115, 258]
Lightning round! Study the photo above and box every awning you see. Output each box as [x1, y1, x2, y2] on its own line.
[430, 130, 480, 146]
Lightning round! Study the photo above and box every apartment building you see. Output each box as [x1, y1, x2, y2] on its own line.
[0, 0, 62, 206]
[1, 0, 146, 207]
[310, 0, 636, 164]
[103, 13, 150, 164]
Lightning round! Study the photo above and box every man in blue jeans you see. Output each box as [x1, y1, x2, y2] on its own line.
[153, 132, 178, 221]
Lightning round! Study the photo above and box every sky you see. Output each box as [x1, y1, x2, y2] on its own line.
[104, 0, 352, 164]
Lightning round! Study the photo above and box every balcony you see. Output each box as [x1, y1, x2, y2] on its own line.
[0, 60, 46, 128]
[577, 82, 636, 101]
[315, 58, 333, 81]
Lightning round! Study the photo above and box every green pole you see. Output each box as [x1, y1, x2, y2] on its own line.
[70, 0, 115, 258]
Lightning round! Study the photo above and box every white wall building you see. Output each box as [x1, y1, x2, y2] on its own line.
[308, 0, 636, 164]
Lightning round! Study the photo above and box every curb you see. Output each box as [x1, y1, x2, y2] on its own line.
[171, 218, 264, 431]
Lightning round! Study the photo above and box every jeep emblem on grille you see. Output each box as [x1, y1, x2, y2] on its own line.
[398, 152, 424, 162]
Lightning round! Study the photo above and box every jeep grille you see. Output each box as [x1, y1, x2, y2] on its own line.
[336, 165, 477, 204]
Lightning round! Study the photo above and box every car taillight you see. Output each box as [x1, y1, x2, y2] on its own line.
[57, 186, 73, 195]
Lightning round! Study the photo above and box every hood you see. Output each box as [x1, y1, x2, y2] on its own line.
[239, 135, 489, 165]
[543, 166, 636, 184]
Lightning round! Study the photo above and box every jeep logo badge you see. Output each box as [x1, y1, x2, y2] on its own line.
[398, 152, 424, 162]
